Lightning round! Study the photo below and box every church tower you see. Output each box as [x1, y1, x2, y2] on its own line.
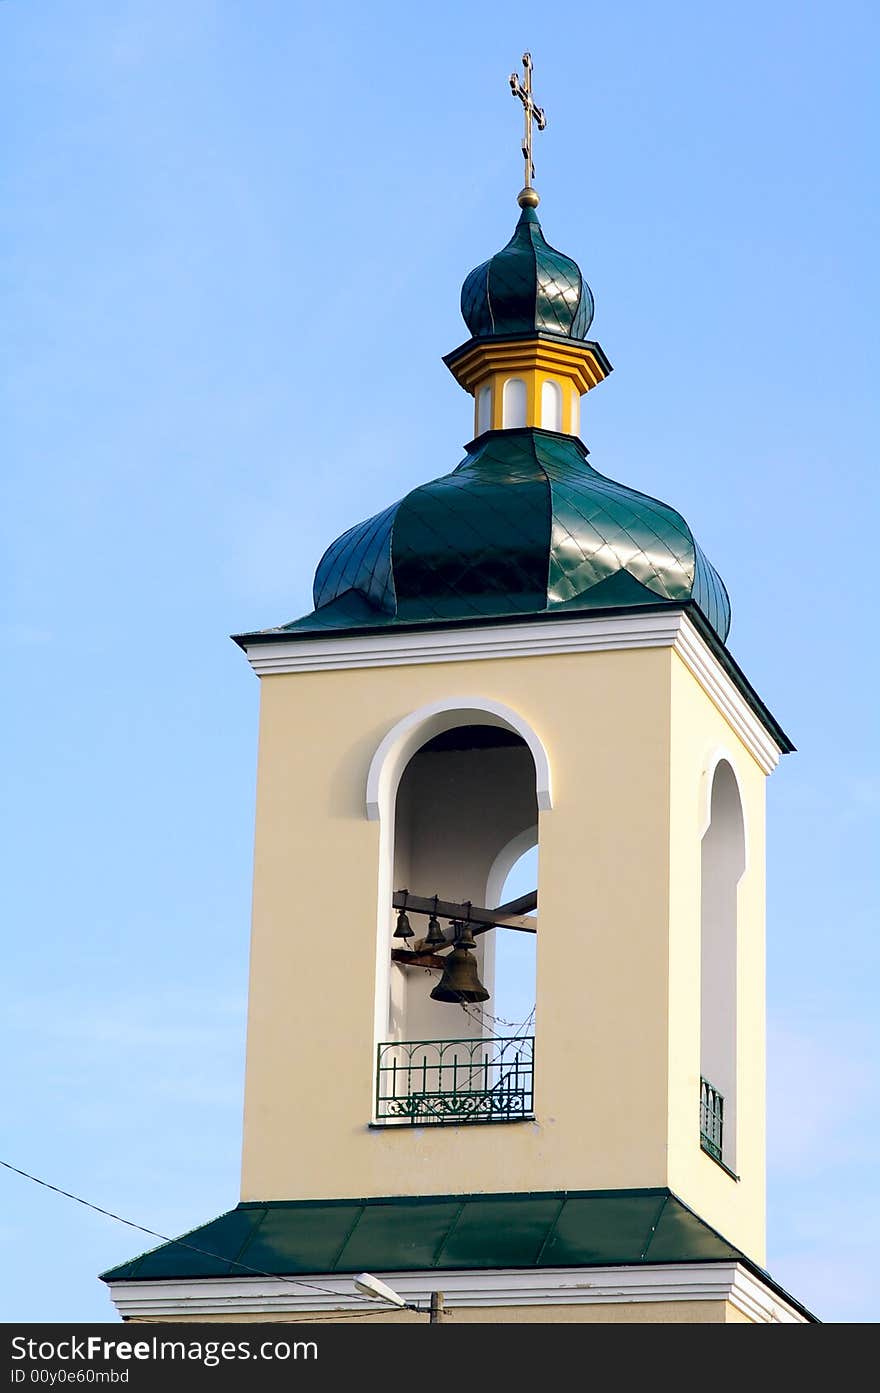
[103, 57, 815, 1324]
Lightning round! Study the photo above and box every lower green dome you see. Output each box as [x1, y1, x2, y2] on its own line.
[283, 430, 730, 642]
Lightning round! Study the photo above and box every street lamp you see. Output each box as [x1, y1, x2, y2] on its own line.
[354, 1272, 445, 1323]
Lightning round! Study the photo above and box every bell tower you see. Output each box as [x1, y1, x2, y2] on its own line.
[102, 57, 815, 1324]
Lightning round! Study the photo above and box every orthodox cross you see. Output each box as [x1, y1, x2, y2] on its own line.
[509, 52, 546, 190]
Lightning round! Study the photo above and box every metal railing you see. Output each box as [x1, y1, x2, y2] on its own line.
[700, 1076, 724, 1161]
[376, 1036, 535, 1124]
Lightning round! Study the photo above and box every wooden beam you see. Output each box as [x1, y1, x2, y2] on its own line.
[474, 913, 536, 936]
[494, 890, 537, 917]
[391, 948, 448, 969]
[391, 890, 537, 934]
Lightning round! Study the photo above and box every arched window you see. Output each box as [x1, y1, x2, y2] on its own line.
[502, 377, 527, 428]
[378, 722, 539, 1125]
[492, 841, 538, 1034]
[700, 760, 746, 1170]
[476, 384, 492, 435]
[541, 379, 562, 432]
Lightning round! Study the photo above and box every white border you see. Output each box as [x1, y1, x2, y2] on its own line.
[107, 1261, 807, 1323]
[245, 612, 783, 775]
[365, 696, 552, 821]
[673, 619, 781, 774]
[485, 824, 539, 912]
[699, 747, 749, 847]
[245, 610, 683, 674]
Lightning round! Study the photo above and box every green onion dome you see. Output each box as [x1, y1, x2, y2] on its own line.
[460, 207, 594, 340]
[281, 429, 731, 642]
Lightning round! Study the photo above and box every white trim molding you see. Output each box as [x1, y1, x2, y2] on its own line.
[107, 1262, 808, 1323]
[245, 612, 784, 775]
[365, 696, 553, 821]
[246, 610, 684, 675]
[673, 619, 781, 774]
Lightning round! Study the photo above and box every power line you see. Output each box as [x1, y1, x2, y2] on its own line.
[460, 999, 535, 1038]
[0, 1158, 386, 1313]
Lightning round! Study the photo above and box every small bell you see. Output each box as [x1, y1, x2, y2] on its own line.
[393, 909, 414, 941]
[393, 892, 414, 941]
[430, 942, 490, 1003]
[425, 911, 446, 948]
[455, 920, 477, 950]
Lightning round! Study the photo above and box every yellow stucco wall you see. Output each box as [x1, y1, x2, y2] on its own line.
[667, 651, 767, 1264]
[481, 367, 581, 434]
[240, 640, 769, 1262]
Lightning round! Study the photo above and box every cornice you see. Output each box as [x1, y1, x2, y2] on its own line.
[444, 333, 609, 395]
[107, 1261, 808, 1322]
[443, 331, 613, 381]
[243, 610, 786, 773]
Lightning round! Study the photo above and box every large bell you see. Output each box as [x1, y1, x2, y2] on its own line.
[430, 945, 490, 1004]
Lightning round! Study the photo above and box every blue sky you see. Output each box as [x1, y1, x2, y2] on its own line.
[2, 0, 877, 1323]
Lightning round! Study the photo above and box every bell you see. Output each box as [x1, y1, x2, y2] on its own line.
[393, 908, 414, 941]
[454, 920, 477, 950]
[430, 945, 490, 1004]
[425, 913, 446, 948]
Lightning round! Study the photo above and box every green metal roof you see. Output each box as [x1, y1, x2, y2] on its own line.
[102, 1188, 740, 1282]
[99, 1187, 818, 1318]
[243, 428, 731, 645]
[460, 206, 594, 340]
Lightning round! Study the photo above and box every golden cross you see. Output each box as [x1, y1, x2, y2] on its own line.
[509, 52, 546, 191]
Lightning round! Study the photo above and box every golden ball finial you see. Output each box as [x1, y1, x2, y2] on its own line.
[517, 186, 540, 209]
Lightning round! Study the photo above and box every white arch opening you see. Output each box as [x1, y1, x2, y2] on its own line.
[700, 758, 746, 1170]
[492, 839, 538, 1035]
[541, 379, 562, 432]
[502, 377, 527, 428]
[368, 700, 550, 1107]
[476, 383, 492, 435]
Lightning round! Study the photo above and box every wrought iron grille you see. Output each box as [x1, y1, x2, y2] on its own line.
[700, 1076, 724, 1161]
[376, 1036, 535, 1124]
